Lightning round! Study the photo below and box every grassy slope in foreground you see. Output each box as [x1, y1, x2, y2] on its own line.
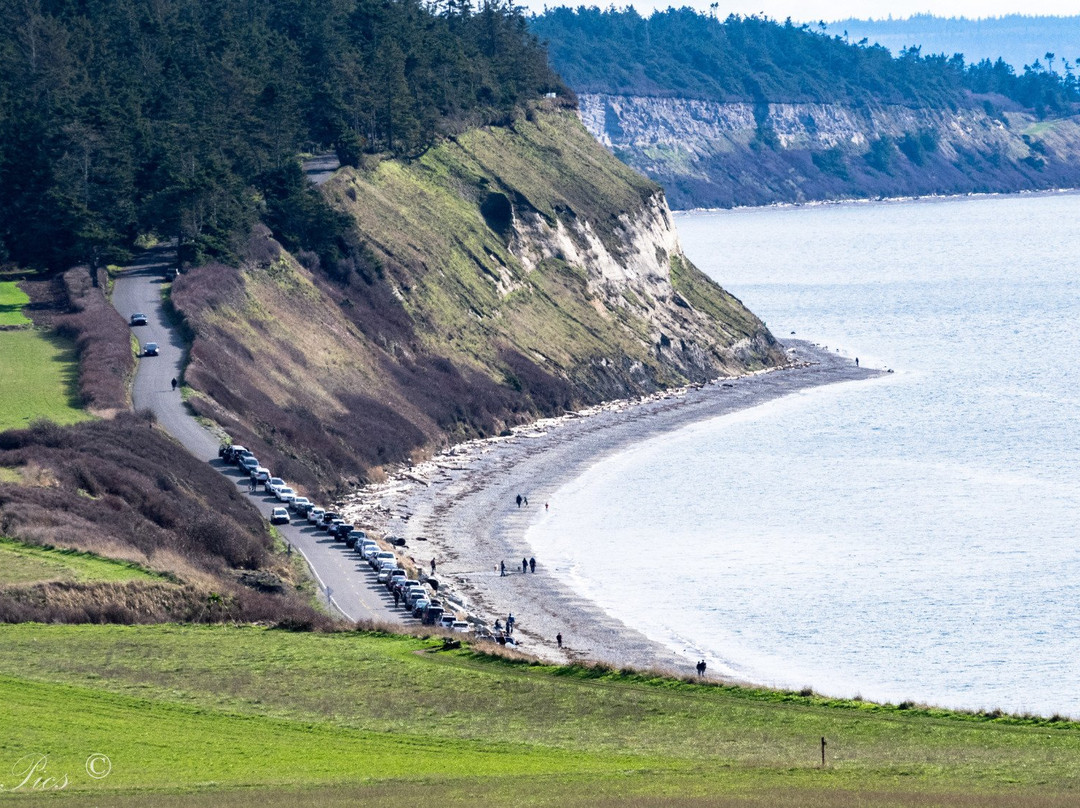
[0, 537, 165, 586]
[1, 624, 1078, 805]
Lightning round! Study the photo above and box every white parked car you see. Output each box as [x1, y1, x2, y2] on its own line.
[269, 507, 289, 525]
[266, 477, 286, 495]
[451, 621, 471, 633]
[290, 497, 310, 513]
[307, 507, 325, 525]
[275, 486, 296, 503]
[370, 551, 396, 569]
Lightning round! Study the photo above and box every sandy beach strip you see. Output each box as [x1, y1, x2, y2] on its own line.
[343, 341, 884, 677]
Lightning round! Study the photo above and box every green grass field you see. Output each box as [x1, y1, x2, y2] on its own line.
[0, 538, 165, 586]
[0, 329, 89, 431]
[0, 624, 1077, 806]
[0, 281, 31, 326]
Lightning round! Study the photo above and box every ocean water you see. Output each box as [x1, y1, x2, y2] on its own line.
[526, 192, 1080, 717]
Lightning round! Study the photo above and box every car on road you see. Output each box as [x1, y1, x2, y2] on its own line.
[289, 497, 311, 513]
[370, 551, 396, 570]
[307, 508, 325, 525]
[318, 512, 341, 531]
[223, 446, 247, 464]
[451, 621, 470, 633]
[422, 606, 444, 626]
[376, 565, 400, 583]
[385, 568, 407, 589]
[250, 467, 271, 484]
[344, 530, 365, 548]
[266, 477, 286, 495]
[438, 614, 455, 629]
[274, 486, 295, 502]
[270, 507, 289, 525]
[411, 599, 430, 618]
[331, 523, 354, 540]
[240, 456, 260, 473]
[359, 541, 378, 559]
[143, 342, 159, 356]
[130, 313, 148, 326]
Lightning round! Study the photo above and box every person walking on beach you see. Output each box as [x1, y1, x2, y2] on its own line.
[430, 558, 436, 575]
[523, 496, 528, 507]
[500, 561, 506, 577]
[522, 558, 528, 573]
[545, 502, 549, 511]
[855, 357, 859, 367]
[507, 613, 515, 634]
[529, 557, 536, 573]
[516, 494, 522, 508]
[556, 632, 562, 649]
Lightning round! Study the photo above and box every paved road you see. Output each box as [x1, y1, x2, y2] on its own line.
[110, 247, 404, 625]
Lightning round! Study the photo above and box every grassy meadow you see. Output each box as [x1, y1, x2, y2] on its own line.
[0, 281, 89, 430]
[0, 537, 165, 586]
[0, 624, 1077, 806]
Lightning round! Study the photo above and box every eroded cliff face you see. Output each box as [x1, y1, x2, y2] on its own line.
[580, 93, 1080, 208]
[175, 105, 783, 493]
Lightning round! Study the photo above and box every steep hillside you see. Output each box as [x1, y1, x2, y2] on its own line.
[173, 106, 782, 495]
[534, 8, 1080, 209]
[583, 94, 1080, 209]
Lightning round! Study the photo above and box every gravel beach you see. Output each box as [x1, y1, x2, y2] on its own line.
[344, 342, 884, 678]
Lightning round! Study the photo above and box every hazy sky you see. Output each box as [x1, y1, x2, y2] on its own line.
[525, 1, 1079, 22]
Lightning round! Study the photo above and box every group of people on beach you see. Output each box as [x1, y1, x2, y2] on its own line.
[499, 557, 536, 575]
[515, 493, 529, 507]
[696, 659, 708, 677]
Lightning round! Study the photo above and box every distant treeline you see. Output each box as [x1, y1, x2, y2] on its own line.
[825, 14, 1080, 75]
[532, 8, 1079, 112]
[0, 0, 564, 271]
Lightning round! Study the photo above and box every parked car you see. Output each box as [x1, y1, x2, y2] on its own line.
[143, 342, 159, 356]
[307, 508, 325, 525]
[289, 497, 311, 513]
[405, 588, 429, 609]
[318, 512, 341, 530]
[326, 520, 345, 537]
[422, 606, 445, 626]
[269, 507, 289, 525]
[240, 456, 260, 473]
[294, 500, 315, 517]
[450, 621, 471, 633]
[344, 530, 365, 548]
[224, 446, 247, 464]
[359, 541, 378, 559]
[385, 568, 407, 589]
[438, 614, 456, 629]
[411, 598, 430, 618]
[370, 551, 396, 570]
[376, 565, 400, 583]
[250, 467, 271, 484]
[266, 477, 286, 495]
[331, 523, 354, 540]
[130, 313, 148, 326]
[275, 486, 296, 503]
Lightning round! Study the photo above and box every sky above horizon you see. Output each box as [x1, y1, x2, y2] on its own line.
[525, 1, 1079, 23]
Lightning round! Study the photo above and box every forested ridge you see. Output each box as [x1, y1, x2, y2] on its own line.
[0, 0, 565, 272]
[532, 8, 1080, 113]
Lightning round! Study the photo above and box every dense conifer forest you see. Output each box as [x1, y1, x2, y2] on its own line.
[0, 0, 565, 271]
[532, 8, 1080, 114]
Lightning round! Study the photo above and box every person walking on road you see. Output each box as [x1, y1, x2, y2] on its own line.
[393, 589, 400, 607]
[171, 377, 178, 391]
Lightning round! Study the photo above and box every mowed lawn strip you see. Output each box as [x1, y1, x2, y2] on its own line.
[0, 281, 31, 326]
[0, 537, 166, 585]
[0, 675, 672, 795]
[0, 329, 89, 430]
[0, 623, 1079, 803]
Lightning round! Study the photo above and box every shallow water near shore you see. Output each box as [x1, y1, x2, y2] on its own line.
[527, 192, 1080, 717]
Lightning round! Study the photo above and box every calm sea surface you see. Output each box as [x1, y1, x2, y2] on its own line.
[526, 193, 1080, 717]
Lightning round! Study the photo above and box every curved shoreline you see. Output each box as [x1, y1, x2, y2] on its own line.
[345, 341, 883, 676]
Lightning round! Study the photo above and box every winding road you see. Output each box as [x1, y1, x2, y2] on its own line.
[110, 246, 403, 625]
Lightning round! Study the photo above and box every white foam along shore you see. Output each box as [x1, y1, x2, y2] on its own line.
[342, 341, 884, 676]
